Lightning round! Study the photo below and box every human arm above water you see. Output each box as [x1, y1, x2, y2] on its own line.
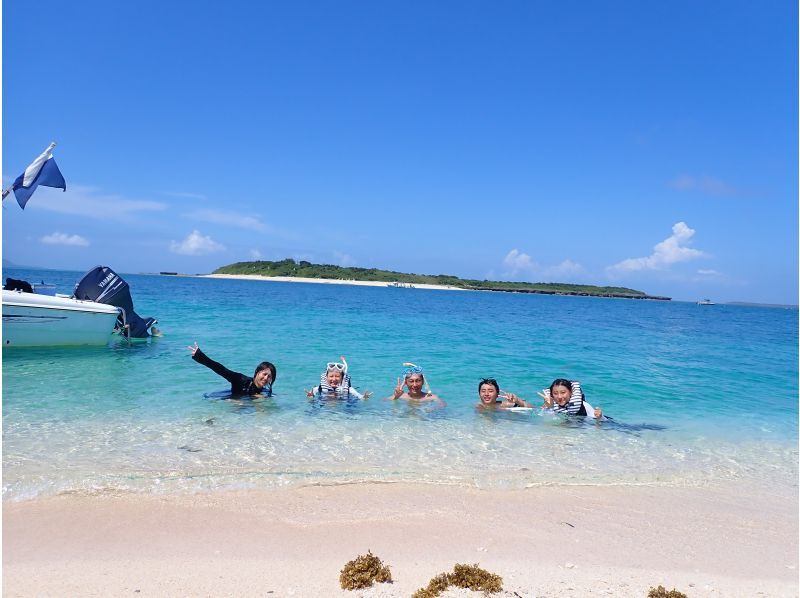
[539, 381, 603, 417]
[388, 377, 405, 400]
[499, 391, 532, 408]
[188, 342, 252, 390]
[348, 387, 371, 400]
[537, 389, 552, 408]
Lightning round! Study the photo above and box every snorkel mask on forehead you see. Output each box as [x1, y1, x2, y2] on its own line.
[400, 363, 423, 376]
[326, 356, 348, 374]
[401, 362, 432, 394]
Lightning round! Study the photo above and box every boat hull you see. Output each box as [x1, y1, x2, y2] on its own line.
[2, 290, 121, 347]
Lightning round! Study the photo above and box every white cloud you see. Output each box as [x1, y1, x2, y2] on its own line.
[170, 230, 225, 256]
[669, 174, 736, 196]
[162, 191, 207, 200]
[250, 248, 263, 260]
[291, 253, 314, 263]
[501, 250, 583, 281]
[25, 184, 166, 220]
[334, 251, 356, 267]
[609, 222, 706, 272]
[40, 232, 89, 247]
[186, 208, 267, 232]
[696, 269, 721, 276]
[543, 259, 583, 277]
[503, 249, 537, 275]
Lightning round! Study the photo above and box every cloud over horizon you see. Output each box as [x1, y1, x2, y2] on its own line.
[609, 222, 706, 273]
[333, 251, 356, 267]
[502, 250, 584, 281]
[40, 232, 89, 247]
[162, 191, 208, 200]
[185, 208, 267, 232]
[25, 184, 167, 220]
[669, 174, 737, 196]
[502, 249, 537, 276]
[543, 259, 583, 278]
[170, 230, 225, 256]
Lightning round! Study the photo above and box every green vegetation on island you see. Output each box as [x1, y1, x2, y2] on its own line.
[213, 259, 670, 300]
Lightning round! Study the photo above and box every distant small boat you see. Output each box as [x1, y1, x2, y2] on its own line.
[697, 299, 715, 305]
[387, 281, 415, 289]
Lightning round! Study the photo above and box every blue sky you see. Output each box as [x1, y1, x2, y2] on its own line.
[3, 1, 797, 303]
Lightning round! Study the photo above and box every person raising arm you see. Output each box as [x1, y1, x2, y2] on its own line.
[188, 342, 276, 397]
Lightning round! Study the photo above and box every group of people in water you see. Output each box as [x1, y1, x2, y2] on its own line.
[188, 343, 605, 419]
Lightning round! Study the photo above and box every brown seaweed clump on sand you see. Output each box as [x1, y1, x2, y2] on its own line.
[339, 551, 393, 590]
[647, 585, 688, 598]
[412, 563, 503, 598]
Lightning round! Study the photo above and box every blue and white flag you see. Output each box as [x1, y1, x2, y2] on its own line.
[11, 142, 67, 209]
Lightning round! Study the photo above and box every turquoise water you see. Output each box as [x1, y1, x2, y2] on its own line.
[3, 268, 798, 500]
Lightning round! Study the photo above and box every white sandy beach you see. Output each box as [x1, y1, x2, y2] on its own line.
[202, 273, 469, 291]
[4, 482, 797, 597]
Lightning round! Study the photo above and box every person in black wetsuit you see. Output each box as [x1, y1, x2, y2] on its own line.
[188, 342, 276, 396]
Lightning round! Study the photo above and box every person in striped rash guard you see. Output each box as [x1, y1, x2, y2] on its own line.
[538, 379, 603, 419]
[306, 357, 371, 400]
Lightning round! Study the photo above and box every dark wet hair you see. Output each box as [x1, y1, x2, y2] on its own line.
[255, 361, 276, 382]
[549, 378, 572, 393]
[478, 378, 499, 392]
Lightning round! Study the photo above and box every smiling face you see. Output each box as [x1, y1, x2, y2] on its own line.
[254, 368, 273, 389]
[551, 384, 572, 406]
[325, 370, 343, 386]
[479, 383, 499, 405]
[405, 373, 425, 394]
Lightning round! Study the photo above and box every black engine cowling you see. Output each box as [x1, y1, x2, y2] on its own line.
[73, 266, 156, 338]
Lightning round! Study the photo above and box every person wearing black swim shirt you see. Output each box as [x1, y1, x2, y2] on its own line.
[188, 342, 276, 396]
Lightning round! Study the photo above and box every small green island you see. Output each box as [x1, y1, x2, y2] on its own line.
[212, 259, 670, 300]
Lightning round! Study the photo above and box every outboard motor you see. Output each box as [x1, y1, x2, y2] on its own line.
[73, 266, 157, 338]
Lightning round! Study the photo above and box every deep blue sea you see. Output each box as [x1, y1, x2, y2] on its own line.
[3, 268, 798, 500]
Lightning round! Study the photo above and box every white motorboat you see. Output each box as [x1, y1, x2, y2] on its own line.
[2, 289, 121, 347]
[2, 266, 157, 347]
[697, 299, 715, 305]
[2, 149, 158, 347]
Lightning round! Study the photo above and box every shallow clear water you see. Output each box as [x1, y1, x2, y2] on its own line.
[3, 268, 797, 500]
